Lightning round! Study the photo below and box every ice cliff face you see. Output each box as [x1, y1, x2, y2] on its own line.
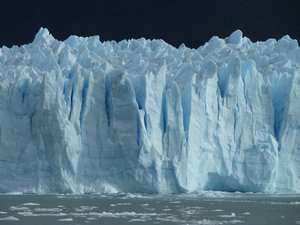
[0, 28, 300, 193]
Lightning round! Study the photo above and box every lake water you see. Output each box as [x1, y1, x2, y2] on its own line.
[0, 193, 299, 225]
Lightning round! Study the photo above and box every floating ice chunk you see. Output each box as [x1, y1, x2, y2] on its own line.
[170, 201, 181, 204]
[229, 220, 243, 224]
[58, 218, 73, 222]
[17, 211, 34, 216]
[75, 206, 97, 212]
[213, 209, 223, 212]
[0, 216, 20, 221]
[191, 219, 223, 224]
[70, 211, 158, 218]
[22, 202, 40, 206]
[162, 208, 171, 211]
[18, 211, 67, 217]
[115, 203, 132, 206]
[9, 206, 30, 211]
[33, 207, 62, 212]
[290, 202, 300, 205]
[218, 212, 236, 218]
[128, 218, 147, 222]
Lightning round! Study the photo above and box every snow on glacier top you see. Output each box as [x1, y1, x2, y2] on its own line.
[1, 27, 299, 87]
[1, 27, 299, 80]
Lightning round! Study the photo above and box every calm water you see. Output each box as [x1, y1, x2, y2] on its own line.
[0, 193, 299, 225]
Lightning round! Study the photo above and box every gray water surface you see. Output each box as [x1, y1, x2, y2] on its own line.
[0, 193, 299, 225]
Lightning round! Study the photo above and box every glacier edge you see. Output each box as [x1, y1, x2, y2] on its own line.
[0, 28, 300, 193]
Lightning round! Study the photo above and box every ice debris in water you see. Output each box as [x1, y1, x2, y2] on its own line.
[0, 216, 20, 221]
[0, 28, 300, 194]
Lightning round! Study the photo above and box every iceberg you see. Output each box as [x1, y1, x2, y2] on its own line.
[0, 28, 299, 194]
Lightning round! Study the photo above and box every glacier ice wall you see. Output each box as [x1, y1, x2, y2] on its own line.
[0, 28, 300, 193]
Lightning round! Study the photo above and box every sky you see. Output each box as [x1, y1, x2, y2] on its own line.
[0, 0, 300, 48]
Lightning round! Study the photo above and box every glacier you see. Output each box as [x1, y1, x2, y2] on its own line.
[0, 28, 300, 194]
